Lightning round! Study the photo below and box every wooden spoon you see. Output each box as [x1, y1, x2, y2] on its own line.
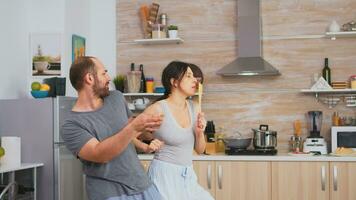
[198, 82, 203, 112]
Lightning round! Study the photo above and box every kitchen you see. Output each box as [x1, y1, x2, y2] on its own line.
[1, 0, 356, 200]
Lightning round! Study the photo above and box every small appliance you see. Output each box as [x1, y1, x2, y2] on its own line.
[331, 126, 356, 153]
[303, 111, 328, 154]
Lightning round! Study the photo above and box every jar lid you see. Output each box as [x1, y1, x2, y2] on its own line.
[350, 75, 356, 79]
[146, 77, 154, 81]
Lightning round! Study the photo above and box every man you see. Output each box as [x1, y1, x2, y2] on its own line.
[60, 56, 163, 200]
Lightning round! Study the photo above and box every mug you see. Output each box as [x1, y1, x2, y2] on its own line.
[133, 97, 149, 106]
[34, 61, 49, 73]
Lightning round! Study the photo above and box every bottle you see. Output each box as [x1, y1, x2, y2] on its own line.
[139, 64, 146, 93]
[130, 63, 135, 71]
[332, 112, 339, 126]
[322, 58, 331, 85]
[146, 77, 154, 93]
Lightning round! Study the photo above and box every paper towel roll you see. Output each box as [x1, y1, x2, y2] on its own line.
[0, 136, 21, 168]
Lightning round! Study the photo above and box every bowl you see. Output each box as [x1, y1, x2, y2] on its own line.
[31, 90, 49, 98]
[154, 87, 165, 93]
[135, 104, 147, 110]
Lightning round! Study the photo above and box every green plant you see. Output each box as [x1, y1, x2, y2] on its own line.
[113, 74, 125, 92]
[168, 25, 178, 31]
[33, 55, 50, 62]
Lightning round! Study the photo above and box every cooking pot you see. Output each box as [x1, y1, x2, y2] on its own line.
[252, 125, 277, 149]
[223, 131, 252, 149]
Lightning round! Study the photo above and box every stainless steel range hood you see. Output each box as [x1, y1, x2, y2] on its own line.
[216, 0, 280, 76]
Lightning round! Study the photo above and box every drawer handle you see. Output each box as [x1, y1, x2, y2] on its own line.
[207, 164, 212, 189]
[333, 165, 338, 191]
[321, 165, 326, 191]
[218, 165, 223, 189]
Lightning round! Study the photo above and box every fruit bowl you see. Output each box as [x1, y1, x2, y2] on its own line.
[31, 90, 49, 98]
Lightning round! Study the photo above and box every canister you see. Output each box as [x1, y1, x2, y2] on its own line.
[146, 77, 154, 93]
[350, 75, 356, 89]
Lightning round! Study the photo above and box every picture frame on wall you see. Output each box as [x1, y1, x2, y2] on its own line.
[72, 34, 86, 63]
[30, 33, 62, 76]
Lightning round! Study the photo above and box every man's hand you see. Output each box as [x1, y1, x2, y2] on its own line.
[130, 113, 163, 136]
[145, 139, 164, 153]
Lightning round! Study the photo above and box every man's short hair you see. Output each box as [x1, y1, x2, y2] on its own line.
[69, 56, 97, 91]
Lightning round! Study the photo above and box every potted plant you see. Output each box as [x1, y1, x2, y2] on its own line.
[168, 25, 178, 39]
[33, 55, 51, 73]
[113, 74, 125, 92]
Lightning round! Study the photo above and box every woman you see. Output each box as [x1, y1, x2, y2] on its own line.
[135, 61, 214, 200]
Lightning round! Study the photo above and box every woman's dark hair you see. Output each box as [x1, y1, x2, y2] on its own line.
[157, 61, 204, 101]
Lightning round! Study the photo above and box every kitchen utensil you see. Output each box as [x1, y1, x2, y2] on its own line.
[198, 83, 203, 112]
[139, 5, 150, 38]
[303, 111, 327, 154]
[294, 120, 301, 136]
[307, 111, 322, 138]
[329, 20, 340, 32]
[252, 124, 277, 150]
[223, 137, 251, 149]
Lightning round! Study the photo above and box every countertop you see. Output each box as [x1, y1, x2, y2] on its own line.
[138, 153, 356, 162]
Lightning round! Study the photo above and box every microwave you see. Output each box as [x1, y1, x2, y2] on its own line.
[331, 126, 356, 152]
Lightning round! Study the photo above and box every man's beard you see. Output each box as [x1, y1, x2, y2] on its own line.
[92, 77, 110, 98]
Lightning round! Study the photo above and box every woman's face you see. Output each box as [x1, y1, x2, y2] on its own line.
[176, 67, 198, 96]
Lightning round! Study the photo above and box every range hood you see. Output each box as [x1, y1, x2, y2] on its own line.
[216, 0, 280, 76]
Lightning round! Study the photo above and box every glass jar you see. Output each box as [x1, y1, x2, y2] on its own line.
[215, 133, 225, 153]
[127, 71, 141, 93]
[350, 75, 356, 89]
[152, 24, 167, 39]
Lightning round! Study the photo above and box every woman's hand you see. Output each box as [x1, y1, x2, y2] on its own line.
[195, 112, 206, 138]
[145, 139, 164, 153]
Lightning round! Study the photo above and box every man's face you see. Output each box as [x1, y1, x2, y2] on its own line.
[92, 59, 111, 98]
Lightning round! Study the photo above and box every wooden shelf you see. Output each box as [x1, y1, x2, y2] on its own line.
[134, 38, 184, 45]
[301, 89, 356, 94]
[123, 92, 198, 97]
[325, 31, 356, 39]
[123, 93, 163, 96]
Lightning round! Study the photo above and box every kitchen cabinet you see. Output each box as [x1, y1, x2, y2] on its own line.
[272, 162, 329, 200]
[330, 162, 356, 200]
[193, 161, 216, 197]
[193, 161, 271, 200]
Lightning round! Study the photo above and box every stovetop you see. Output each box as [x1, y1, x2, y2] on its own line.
[225, 148, 278, 155]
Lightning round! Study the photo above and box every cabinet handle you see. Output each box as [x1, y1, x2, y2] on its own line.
[218, 165, 223, 189]
[321, 165, 326, 191]
[333, 165, 338, 191]
[207, 164, 212, 189]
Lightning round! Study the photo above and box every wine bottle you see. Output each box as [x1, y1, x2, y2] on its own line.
[139, 64, 146, 93]
[130, 63, 135, 71]
[322, 58, 331, 85]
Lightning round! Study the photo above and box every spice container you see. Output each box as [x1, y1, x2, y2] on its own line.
[146, 77, 154, 93]
[350, 75, 356, 89]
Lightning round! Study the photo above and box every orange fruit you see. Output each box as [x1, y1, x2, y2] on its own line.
[31, 82, 41, 91]
[40, 84, 50, 91]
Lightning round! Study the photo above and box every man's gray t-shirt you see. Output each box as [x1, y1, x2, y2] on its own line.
[60, 91, 150, 199]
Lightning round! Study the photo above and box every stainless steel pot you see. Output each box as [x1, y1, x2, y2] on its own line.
[252, 125, 277, 149]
